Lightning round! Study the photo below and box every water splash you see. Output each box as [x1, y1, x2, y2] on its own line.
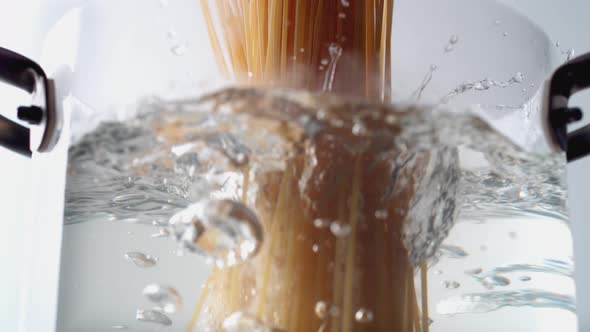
[142, 284, 183, 313]
[444, 35, 459, 53]
[437, 290, 576, 315]
[330, 221, 351, 237]
[170, 44, 187, 56]
[438, 244, 468, 259]
[323, 43, 343, 92]
[354, 308, 374, 323]
[440, 72, 525, 104]
[135, 309, 172, 326]
[410, 64, 437, 102]
[124, 252, 158, 268]
[442, 281, 461, 289]
[168, 199, 263, 268]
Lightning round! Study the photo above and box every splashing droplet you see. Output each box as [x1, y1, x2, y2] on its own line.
[330, 221, 351, 237]
[167, 29, 176, 40]
[151, 228, 170, 238]
[354, 308, 374, 323]
[434, 270, 443, 275]
[168, 199, 263, 268]
[222, 311, 282, 332]
[439, 244, 468, 258]
[374, 209, 388, 219]
[351, 122, 367, 136]
[315, 301, 328, 319]
[320, 58, 329, 66]
[555, 41, 561, 48]
[170, 44, 187, 56]
[565, 48, 575, 61]
[503, 32, 509, 37]
[313, 218, 331, 229]
[338, 12, 346, 19]
[465, 267, 483, 275]
[142, 284, 183, 314]
[341, 0, 350, 7]
[444, 44, 454, 53]
[312, 243, 320, 253]
[124, 252, 157, 268]
[494, 19, 501, 26]
[136, 309, 172, 326]
[519, 276, 532, 282]
[450, 35, 459, 44]
[442, 281, 461, 289]
[483, 275, 511, 288]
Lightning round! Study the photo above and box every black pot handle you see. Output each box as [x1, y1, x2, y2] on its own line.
[0, 47, 56, 157]
[548, 52, 590, 162]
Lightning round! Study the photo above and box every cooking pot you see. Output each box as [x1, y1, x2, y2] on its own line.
[0, 0, 589, 330]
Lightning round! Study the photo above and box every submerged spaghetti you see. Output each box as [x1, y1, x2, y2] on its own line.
[191, 1, 434, 331]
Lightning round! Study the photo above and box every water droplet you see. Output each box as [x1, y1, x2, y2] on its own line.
[438, 244, 468, 258]
[444, 44, 454, 53]
[247, 72, 254, 78]
[111, 325, 127, 330]
[384, 114, 397, 125]
[168, 199, 263, 268]
[136, 309, 172, 326]
[503, 32, 509, 37]
[508, 231, 517, 239]
[352, 122, 367, 136]
[555, 41, 561, 48]
[465, 267, 483, 275]
[330, 222, 351, 237]
[450, 35, 459, 44]
[483, 275, 511, 287]
[429, 318, 434, 326]
[519, 276, 532, 282]
[167, 29, 176, 40]
[434, 270, 443, 275]
[320, 58, 329, 66]
[338, 12, 346, 18]
[313, 218, 331, 228]
[170, 44, 187, 56]
[329, 305, 341, 317]
[374, 209, 388, 219]
[565, 48, 575, 61]
[151, 228, 170, 238]
[312, 244, 320, 253]
[341, 0, 350, 7]
[512, 72, 524, 83]
[354, 308, 374, 323]
[494, 19, 501, 26]
[442, 281, 461, 289]
[142, 284, 183, 313]
[299, 48, 305, 53]
[127, 231, 134, 236]
[222, 311, 281, 332]
[125, 252, 158, 268]
[315, 301, 328, 319]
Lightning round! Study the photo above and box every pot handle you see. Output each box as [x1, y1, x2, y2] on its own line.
[548, 52, 590, 162]
[0, 47, 56, 157]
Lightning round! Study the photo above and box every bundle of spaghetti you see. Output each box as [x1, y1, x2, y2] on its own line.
[190, 1, 431, 331]
[200, 0, 393, 100]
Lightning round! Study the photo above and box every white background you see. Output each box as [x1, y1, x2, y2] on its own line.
[0, 0, 589, 330]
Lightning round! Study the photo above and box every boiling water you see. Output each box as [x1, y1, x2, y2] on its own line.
[59, 88, 575, 331]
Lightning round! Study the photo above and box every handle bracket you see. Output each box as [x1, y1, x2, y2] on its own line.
[0, 47, 59, 157]
[548, 52, 590, 162]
